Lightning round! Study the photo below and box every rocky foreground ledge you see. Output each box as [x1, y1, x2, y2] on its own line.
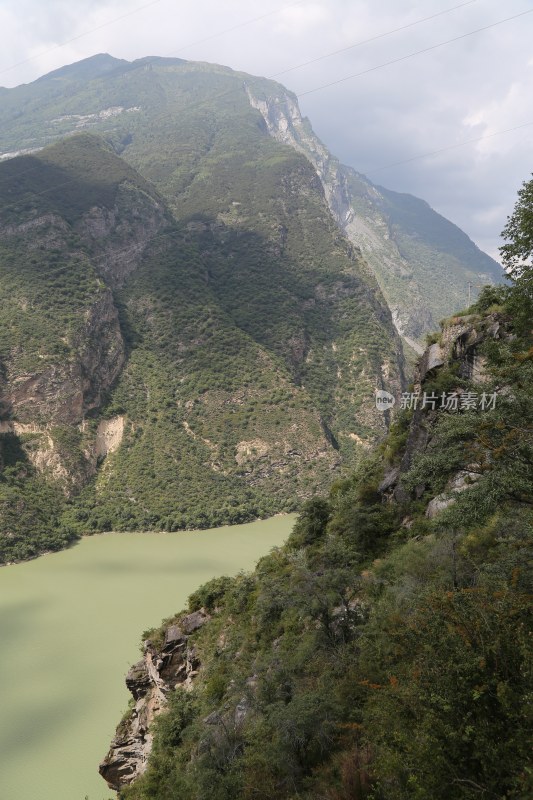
[99, 609, 210, 791]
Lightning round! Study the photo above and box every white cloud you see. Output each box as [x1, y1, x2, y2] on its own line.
[274, 3, 329, 34]
[1, 0, 532, 261]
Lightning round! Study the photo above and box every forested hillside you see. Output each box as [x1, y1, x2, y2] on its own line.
[102, 267, 532, 798]
[0, 129, 401, 563]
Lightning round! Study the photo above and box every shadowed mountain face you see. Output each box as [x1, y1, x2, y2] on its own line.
[0, 122, 402, 561]
[0, 55, 502, 354]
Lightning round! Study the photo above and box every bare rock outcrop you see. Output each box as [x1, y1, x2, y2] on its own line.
[380, 312, 505, 509]
[4, 288, 124, 426]
[0, 183, 169, 494]
[77, 184, 170, 288]
[99, 609, 210, 792]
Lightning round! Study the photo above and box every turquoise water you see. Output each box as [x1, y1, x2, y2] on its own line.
[0, 516, 295, 800]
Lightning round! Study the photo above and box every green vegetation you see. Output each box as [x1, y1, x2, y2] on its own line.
[0, 54, 502, 354]
[0, 79, 401, 560]
[0, 55, 530, 796]
[116, 199, 533, 797]
[0, 133, 152, 226]
[500, 173, 533, 335]
[120, 489, 531, 797]
[0, 453, 78, 563]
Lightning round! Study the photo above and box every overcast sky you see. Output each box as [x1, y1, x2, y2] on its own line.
[1, 0, 532, 261]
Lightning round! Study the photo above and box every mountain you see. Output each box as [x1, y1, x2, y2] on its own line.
[244, 81, 503, 351]
[0, 55, 503, 352]
[100, 287, 533, 799]
[0, 54, 505, 563]
[0, 124, 402, 562]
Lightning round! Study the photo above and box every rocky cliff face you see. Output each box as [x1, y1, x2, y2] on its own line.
[99, 609, 210, 791]
[1, 68, 404, 560]
[245, 83, 502, 349]
[379, 310, 507, 511]
[77, 182, 170, 289]
[0, 205, 167, 495]
[2, 287, 124, 427]
[245, 86, 355, 229]
[0, 55, 503, 352]
[97, 290, 532, 800]
[99, 315, 502, 794]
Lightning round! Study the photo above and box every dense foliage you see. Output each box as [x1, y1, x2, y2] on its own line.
[0, 96, 400, 559]
[500, 173, 533, 335]
[0, 458, 78, 563]
[117, 256, 532, 798]
[344, 173, 503, 342]
[1, 55, 506, 561]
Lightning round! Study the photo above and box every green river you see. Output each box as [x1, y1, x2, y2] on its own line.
[0, 516, 295, 800]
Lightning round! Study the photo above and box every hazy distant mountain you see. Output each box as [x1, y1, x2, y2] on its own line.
[243, 80, 503, 352]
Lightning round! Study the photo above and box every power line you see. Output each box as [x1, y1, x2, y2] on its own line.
[0, 0, 477, 185]
[270, 0, 478, 79]
[160, 0, 307, 57]
[367, 121, 533, 175]
[0, 0, 307, 182]
[0, 6, 530, 213]
[297, 8, 533, 99]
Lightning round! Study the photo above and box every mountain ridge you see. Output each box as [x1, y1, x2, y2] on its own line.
[0, 53, 504, 563]
[0, 54, 502, 347]
[243, 78, 503, 346]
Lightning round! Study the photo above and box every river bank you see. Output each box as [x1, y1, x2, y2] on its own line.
[0, 515, 295, 800]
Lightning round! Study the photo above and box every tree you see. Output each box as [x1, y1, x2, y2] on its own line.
[500, 174, 533, 276]
[287, 497, 331, 548]
[500, 175, 533, 332]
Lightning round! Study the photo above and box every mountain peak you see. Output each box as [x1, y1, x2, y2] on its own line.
[35, 53, 128, 84]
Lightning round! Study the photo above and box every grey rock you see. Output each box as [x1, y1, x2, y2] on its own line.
[164, 624, 186, 648]
[419, 343, 445, 381]
[203, 711, 222, 726]
[426, 495, 455, 519]
[235, 697, 250, 726]
[379, 467, 400, 493]
[180, 609, 209, 634]
[125, 660, 151, 701]
[100, 609, 211, 791]
[425, 469, 480, 518]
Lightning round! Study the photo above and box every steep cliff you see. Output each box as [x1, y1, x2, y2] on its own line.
[103, 288, 532, 799]
[244, 80, 503, 349]
[379, 307, 508, 508]
[0, 55, 507, 564]
[0, 135, 173, 559]
[100, 608, 210, 790]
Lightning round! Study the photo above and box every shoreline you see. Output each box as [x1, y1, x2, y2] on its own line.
[1, 512, 296, 568]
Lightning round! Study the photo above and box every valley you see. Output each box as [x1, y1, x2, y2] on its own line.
[0, 48, 530, 800]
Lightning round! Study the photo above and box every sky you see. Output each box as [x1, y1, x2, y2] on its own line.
[1, 0, 532, 261]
